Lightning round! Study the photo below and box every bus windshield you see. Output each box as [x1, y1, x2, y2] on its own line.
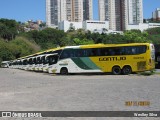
[44, 53, 59, 65]
[48, 55, 58, 65]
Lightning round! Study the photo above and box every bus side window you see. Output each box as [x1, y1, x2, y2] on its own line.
[88, 48, 100, 56]
[124, 47, 132, 55]
[88, 49, 95, 56]
[79, 49, 88, 57]
[100, 48, 108, 56]
[75, 49, 82, 57]
[60, 50, 71, 59]
[60, 51, 66, 59]
[108, 48, 115, 55]
[140, 46, 147, 53]
[131, 48, 136, 54]
[91, 49, 96, 56]
[114, 48, 121, 55]
[83, 49, 88, 57]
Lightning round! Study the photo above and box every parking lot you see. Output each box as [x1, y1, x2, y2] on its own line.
[0, 68, 160, 120]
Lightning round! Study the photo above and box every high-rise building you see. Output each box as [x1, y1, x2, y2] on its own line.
[99, 0, 109, 21]
[46, 0, 93, 27]
[46, 0, 66, 27]
[66, 0, 83, 22]
[98, 0, 143, 31]
[99, 0, 126, 30]
[83, 0, 93, 20]
[108, 0, 127, 31]
[152, 8, 160, 21]
[128, 0, 143, 24]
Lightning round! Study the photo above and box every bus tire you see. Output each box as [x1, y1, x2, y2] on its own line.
[60, 67, 68, 75]
[122, 66, 132, 75]
[112, 66, 121, 75]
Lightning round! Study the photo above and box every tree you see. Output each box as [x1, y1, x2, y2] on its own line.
[25, 28, 67, 49]
[39, 22, 46, 28]
[145, 27, 160, 44]
[73, 38, 94, 45]
[123, 30, 151, 43]
[0, 19, 19, 41]
[102, 28, 108, 33]
[0, 23, 7, 39]
[0, 40, 15, 60]
[68, 23, 75, 32]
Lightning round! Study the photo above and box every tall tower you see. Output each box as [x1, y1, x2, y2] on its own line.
[46, 0, 91, 27]
[98, 0, 143, 31]
[152, 8, 160, 21]
[128, 0, 143, 24]
[46, 0, 66, 27]
[108, 0, 127, 31]
[99, 0, 109, 21]
[66, 0, 83, 22]
[83, 0, 93, 20]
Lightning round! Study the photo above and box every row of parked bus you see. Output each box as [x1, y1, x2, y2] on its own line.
[9, 47, 62, 73]
[7, 43, 155, 75]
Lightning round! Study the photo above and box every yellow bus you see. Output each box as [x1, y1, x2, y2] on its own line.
[48, 43, 155, 75]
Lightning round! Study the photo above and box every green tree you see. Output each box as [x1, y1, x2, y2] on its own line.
[25, 28, 67, 49]
[145, 27, 160, 44]
[73, 38, 94, 45]
[68, 23, 75, 32]
[0, 18, 19, 40]
[9, 37, 40, 57]
[0, 23, 7, 39]
[0, 40, 15, 61]
[124, 30, 150, 43]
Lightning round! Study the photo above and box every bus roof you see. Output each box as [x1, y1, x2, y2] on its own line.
[80, 43, 151, 48]
[1, 61, 10, 64]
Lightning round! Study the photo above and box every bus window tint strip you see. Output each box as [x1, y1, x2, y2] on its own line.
[59, 45, 147, 59]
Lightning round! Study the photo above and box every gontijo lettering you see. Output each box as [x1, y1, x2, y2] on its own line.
[99, 57, 126, 61]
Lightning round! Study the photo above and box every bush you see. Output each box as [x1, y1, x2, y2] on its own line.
[0, 37, 40, 61]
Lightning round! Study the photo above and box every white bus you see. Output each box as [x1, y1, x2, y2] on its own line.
[43, 53, 58, 72]
[34, 54, 46, 71]
[21, 58, 29, 70]
[1, 61, 10, 68]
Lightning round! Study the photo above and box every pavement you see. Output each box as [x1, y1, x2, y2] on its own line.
[0, 68, 159, 120]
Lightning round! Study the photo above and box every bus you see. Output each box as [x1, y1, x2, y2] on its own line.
[48, 43, 155, 75]
[34, 54, 44, 71]
[8, 47, 62, 71]
[42, 48, 63, 72]
[21, 58, 29, 70]
[1, 61, 10, 68]
[43, 53, 59, 72]
[154, 44, 160, 69]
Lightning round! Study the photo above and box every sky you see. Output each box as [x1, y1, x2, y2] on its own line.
[0, 0, 159, 22]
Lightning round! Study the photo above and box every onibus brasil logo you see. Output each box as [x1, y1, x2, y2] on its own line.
[1, 112, 42, 117]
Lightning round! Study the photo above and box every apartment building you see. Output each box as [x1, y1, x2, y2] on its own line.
[108, 0, 127, 31]
[83, 0, 93, 20]
[99, 0, 109, 21]
[46, 0, 66, 27]
[98, 0, 143, 31]
[128, 0, 143, 24]
[152, 8, 160, 21]
[46, 0, 93, 27]
[66, 0, 83, 22]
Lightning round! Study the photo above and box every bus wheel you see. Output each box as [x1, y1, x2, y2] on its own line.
[60, 68, 68, 75]
[122, 66, 132, 75]
[112, 66, 121, 75]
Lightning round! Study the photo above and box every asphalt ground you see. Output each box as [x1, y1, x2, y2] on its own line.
[0, 68, 160, 120]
